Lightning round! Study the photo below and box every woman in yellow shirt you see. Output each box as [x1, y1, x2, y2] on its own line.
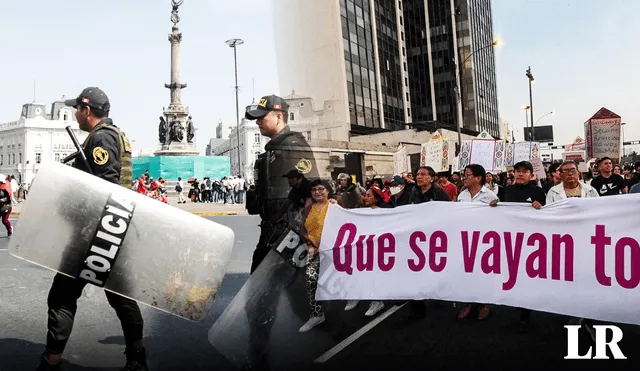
[299, 179, 335, 332]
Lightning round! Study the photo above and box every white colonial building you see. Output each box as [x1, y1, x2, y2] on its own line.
[0, 101, 87, 184]
[212, 118, 267, 180]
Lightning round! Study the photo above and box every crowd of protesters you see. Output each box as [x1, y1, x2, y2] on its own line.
[295, 156, 635, 336]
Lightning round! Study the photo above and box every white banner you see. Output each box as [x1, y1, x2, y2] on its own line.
[317, 196, 640, 325]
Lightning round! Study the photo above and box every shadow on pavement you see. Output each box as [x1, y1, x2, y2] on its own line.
[0, 338, 119, 371]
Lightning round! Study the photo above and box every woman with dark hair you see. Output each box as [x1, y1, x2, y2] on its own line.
[335, 173, 364, 209]
[344, 184, 388, 317]
[299, 179, 335, 332]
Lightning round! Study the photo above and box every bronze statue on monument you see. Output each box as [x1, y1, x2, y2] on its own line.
[158, 116, 168, 144]
[170, 0, 183, 25]
[186, 116, 195, 143]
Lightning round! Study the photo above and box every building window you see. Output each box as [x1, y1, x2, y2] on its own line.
[290, 112, 295, 121]
[12, 154, 15, 164]
[18, 153, 21, 164]
[35, 153, 41, 164]
[254, 133, 261, 144]
[55, 153, 60, 162]
[304, 131, 311, 141]
[1, 155, 3, 166]
[63, 113, 68, 121]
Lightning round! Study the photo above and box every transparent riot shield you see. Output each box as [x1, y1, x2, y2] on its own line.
[8, 160, 234, 321]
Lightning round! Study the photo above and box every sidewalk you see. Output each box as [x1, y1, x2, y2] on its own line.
[9, 195, 248, 217]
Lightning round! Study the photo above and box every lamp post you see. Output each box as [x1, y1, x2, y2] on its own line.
[455, 39, 500, 149]
[522, 105, 530, 140]
[226, 38, 244, 177]
[621, 122, 627, 159]
[525, 66, 535, 141]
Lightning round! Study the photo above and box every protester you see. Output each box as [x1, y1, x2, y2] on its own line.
[590, 157, 627, 196]
[299, 179, 335, 332]
[437, 171, 458, 201]
[490, 161, 545, 331]
[344, 185, 388, 316]
[545, 160, 599, 340]
[388, 175, 412, 207]
[547, 161, 599, 202]
[457, 164, 498, 320]
[0, 174, 13, 236]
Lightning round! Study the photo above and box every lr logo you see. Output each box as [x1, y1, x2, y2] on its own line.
[565, 325, 627, 359]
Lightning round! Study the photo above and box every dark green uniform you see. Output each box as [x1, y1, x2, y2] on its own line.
[45, 118, 143, 357]
[250, 125, 318, 273]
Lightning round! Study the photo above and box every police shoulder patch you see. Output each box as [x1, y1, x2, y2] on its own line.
[93, 146, 109, 165]
[295, 158, 312, 174]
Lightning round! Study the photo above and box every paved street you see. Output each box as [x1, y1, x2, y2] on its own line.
[2, 215, 640, 371]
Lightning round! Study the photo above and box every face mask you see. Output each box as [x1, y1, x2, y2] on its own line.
[390, 186, 402, 196]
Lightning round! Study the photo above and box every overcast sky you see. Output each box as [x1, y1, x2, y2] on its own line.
[0, 0, 637, 154]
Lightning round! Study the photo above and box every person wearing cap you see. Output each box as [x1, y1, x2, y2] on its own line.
[282, 169, 313, 215]
[37, 87, 147, 371]
[489, 160, 546, 332]
[0, 174, 13, 237]
[388, 175, 412, 207]
[244, 94, 318, 274]
[335, 173, 364, 209]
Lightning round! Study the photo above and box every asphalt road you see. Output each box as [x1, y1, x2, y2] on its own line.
[2, 215, 640, 371]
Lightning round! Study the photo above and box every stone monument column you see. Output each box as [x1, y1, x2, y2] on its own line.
[155, 0, 199, 156]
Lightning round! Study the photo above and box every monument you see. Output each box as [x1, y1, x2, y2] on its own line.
[154, 0, 199, 156]
[134, 0, 230, 180]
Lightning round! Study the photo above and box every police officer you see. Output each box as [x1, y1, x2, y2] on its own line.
[37, 87, 148, 371]
[244, 94, 318, 274]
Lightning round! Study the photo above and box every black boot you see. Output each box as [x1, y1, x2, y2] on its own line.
[120, 347, 149, 371]
[35, 354, 62, 371]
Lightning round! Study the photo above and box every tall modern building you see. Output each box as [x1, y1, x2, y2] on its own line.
[272, 0, 500, 140]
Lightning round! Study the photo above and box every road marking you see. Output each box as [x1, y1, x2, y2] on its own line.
[313, 302, 406, 363]
[0, 249, 7, 251]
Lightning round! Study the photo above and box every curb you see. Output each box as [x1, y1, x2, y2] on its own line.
[9, 211, 246, 217]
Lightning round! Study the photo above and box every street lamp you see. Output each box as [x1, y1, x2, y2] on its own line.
[525, 66, 535, 141]
[522, 105, 530, 140]
[621, 122, 627, 158]
[455, 39, 501, 148]
[535, 111, 554, 126]
[226, 38, 244, 177]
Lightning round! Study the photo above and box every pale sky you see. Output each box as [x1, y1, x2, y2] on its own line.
[0, 0, 637, 154]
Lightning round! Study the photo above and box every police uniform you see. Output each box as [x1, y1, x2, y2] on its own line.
[244, 95, 318, 274]
[39, 87, 146, 371]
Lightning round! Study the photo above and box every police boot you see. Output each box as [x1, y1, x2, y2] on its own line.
[35, 354, 62, 371]
[121, 347, 149, 371]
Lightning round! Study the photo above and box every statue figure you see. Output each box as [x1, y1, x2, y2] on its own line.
[169, 116, 184, 143]
[186, 116, 195, 143]
[158, 116, 167, 144]
[170, 0, 184, 25]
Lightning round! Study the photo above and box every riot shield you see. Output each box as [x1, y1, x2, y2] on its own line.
[9, 160, 234, 321]
[208, 231, 402, 369]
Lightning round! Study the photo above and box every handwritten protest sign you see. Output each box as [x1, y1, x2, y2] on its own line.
[393, 146, 409, 174]
[456, 131, 505, 172]
[421, 134, 452, 172]
[590, 118, 621, 160]
[318, 197, 640, 325]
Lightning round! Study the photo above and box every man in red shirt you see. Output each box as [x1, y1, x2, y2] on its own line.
[136, 175, 148, 194]
[438, 172, 458, 201]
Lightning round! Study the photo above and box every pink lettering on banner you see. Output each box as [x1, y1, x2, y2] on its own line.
[461, 231, 481, 273]
[503, 232, 525, 291]
[551, 234, 574, 282]
[591, 225, 612, 286]
[615, 237, 640, 289]
[429, 231, 448, 273]
[407, 231, 448, 272]
[378, 233, 396, 271]
[333, 223, 356, 275]
[526, 233, 547, 279]
[480, 231, 501, 274]
[408, 231, 426, 272]
[591, 224, 640, 289]
[356, 235, 375, 271]
[331, 223, 397, 274]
